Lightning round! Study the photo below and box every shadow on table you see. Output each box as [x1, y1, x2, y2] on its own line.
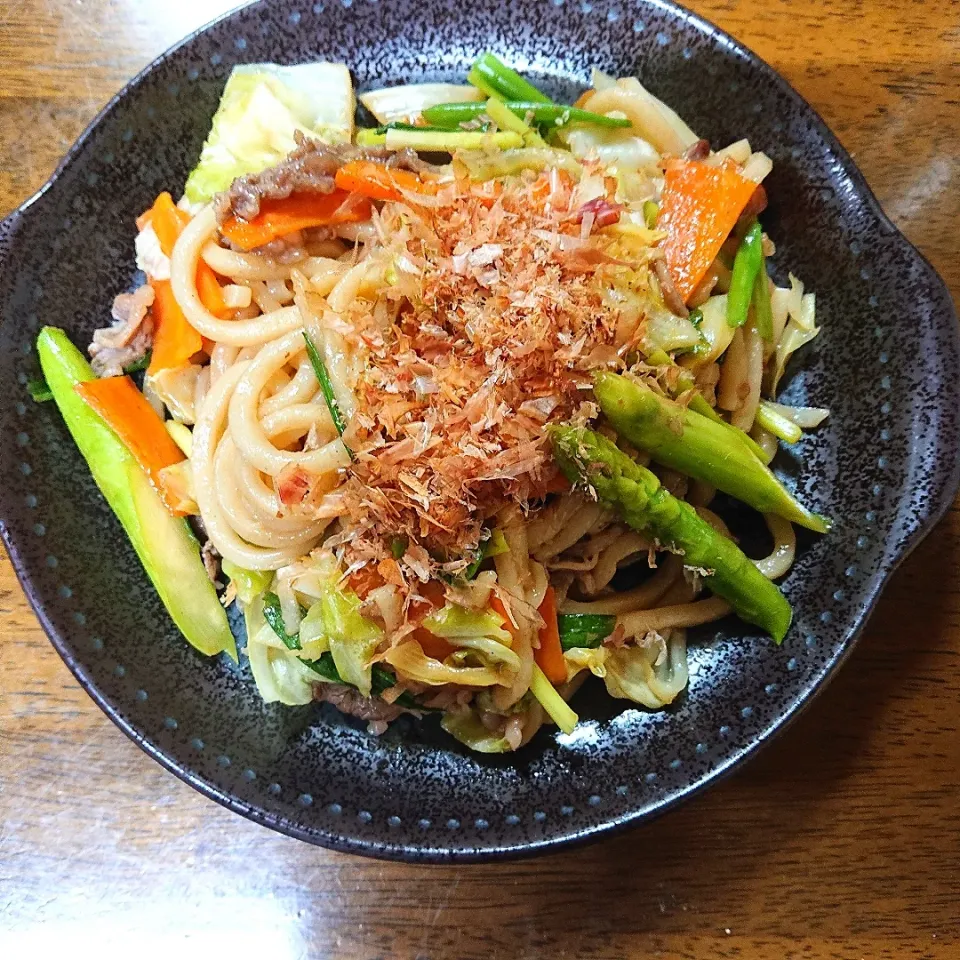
[296, 509, 960, 958]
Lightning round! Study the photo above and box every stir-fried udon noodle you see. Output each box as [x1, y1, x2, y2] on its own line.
[38, 56, 830, 752]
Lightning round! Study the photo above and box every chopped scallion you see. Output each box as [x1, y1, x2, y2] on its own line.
[303, 330, 351, 454]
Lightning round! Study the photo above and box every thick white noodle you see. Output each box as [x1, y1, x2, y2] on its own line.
[171, 207, 304, 345]
[756, 514, 796, 580]
[191, 363, 316, 569]
[227, 330, 347, 475]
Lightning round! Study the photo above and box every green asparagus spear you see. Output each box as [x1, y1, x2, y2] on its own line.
[632, 351, 773, 464]
[594, 372, 830, 533]
[550, 426, 793, 642]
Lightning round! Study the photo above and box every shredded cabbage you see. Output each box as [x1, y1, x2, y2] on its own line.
[602, 633, 689, 709]
[450, 636, 522, 671]
[184, 62, 354, 204]
[320, 584, 383, 697]
[359, 83, 482, 124]
[296, 602, 331, 661]
[422, 604, 512, 643]
[770, 316, 820, 396]
[582, 77, 698, 156]
[689, 293, 737, 364]
[222, 559, 272, 605]
[456, 147, 582, 182]
[741, 151, 773, 184]
[244, 600, 315, 705]
[562, 126, 660, 172]
[590, 67, 618, 92]
[146, 364, 203, 425]
[644, 305, 702, 354]
[441, 711, 512, 753]
[382, 640, 500, 687]
[764, 401, 829, 428]
[564, 645, 609, 682]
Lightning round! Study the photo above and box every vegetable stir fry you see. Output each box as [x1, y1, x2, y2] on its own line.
[34, 53, 828, 752]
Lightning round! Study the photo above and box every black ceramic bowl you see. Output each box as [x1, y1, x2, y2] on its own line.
[1, 0, 958, 862]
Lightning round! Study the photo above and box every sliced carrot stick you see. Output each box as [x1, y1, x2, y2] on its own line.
[658, 159, 758, 304]
[412, 627, 456, 662]
[74, 375, 188, 515]
[531, 468, 572, 498]
[408, 577, 449, 625]
[148, 280, 203, 376]
[146, 192, 190, 257]
[195, 263, 231, 319]
[533, 586, 566, 685]
[334, 160, 438, 203]
[219, 190, 372, 251]
[140, 193, 231, 318]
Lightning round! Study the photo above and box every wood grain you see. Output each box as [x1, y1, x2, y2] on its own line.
[1, 2, 958, 957]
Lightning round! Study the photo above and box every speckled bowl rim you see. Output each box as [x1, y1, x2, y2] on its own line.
[1, 0, 958, 862]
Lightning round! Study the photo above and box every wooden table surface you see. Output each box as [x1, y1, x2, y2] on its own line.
[2, 1, 958, 957]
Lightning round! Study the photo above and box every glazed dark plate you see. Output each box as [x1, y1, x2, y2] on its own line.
[1, 0, 958, 862]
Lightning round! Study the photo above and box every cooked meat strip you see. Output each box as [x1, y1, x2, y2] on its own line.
[654, 258, 690, 318]
[88, 283, 155, 377]
[313, 682, 408, 722]
[683, 138, 711, 161]
[215, 133, 429, 222]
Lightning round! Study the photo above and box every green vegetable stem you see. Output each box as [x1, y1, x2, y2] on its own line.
[421, 101, 630, 130]
[467, 53, 552, 104]
[726, 220, 763, 329]
[642, 347, 770, 463]
[755, 401, 803, 444]
[303, 330, 352, 457]
[558, 614, 615, 650]
[752, 249, 774, 341]
[593, 372, 830, 533]
[262, 592, 303, 650]
[550, 426, 793, 642]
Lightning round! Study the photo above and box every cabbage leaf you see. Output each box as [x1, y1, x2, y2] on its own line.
[602, 633, 689, 709]
[184, 62, 354, 204]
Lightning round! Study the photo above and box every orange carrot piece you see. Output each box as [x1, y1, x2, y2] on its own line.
[534, 587, 566, 685]
[74, 376, 187, 515]
[412, 627, 456, 662]
[147, 192, 190, 257]
[139, 193, 230, 341]
[658, 160, 758, 304]
[490, 595, 519, 649]
[142, 194, 230, 317]
[195, 262, 231, 319]
[409, 578, 449, 624]
[219, 190, 372, 251]
[347, 565, 386, 599]
[148, 280, 203, 375]
[334, 160, 437, 203]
